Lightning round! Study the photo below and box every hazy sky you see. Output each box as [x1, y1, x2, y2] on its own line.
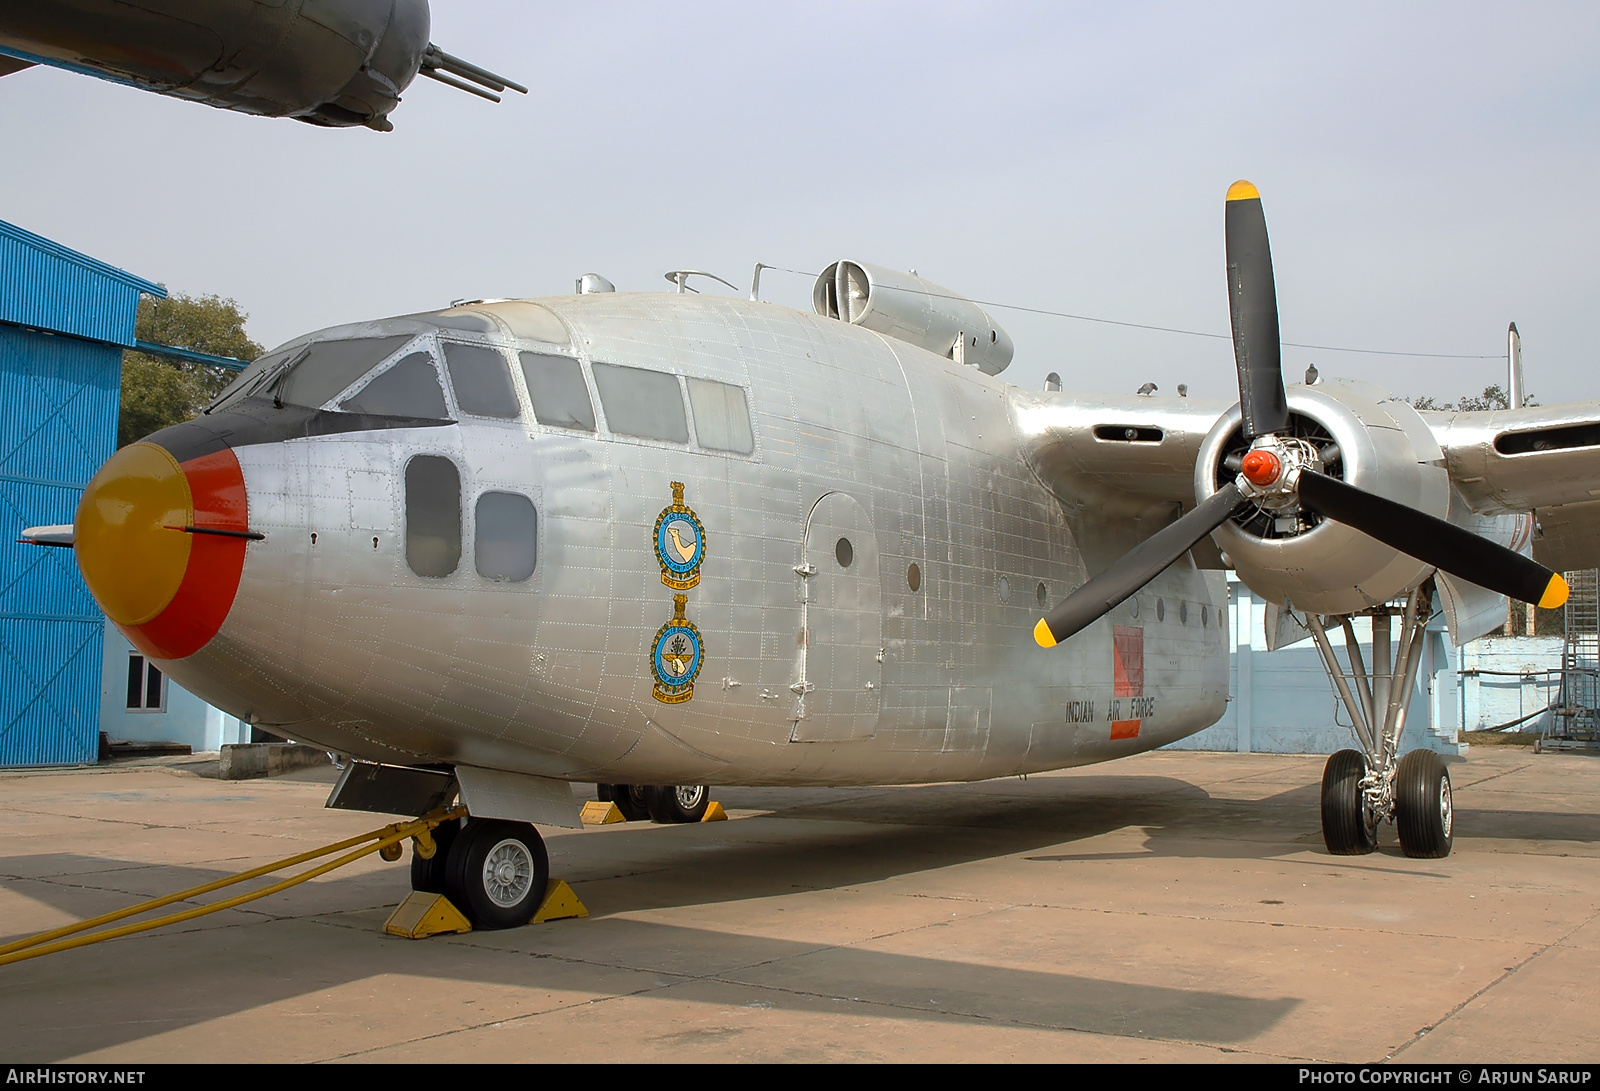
[2, 2, 1597, 404]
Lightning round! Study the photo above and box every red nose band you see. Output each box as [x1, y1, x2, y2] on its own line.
[1241, 449, 1283, 487]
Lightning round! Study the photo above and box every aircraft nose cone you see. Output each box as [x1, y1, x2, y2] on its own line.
[76, 441, 252, 659]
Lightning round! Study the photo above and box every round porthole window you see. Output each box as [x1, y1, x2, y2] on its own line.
[907, 563, 921, 591]
[1202, 604, 1210, 627]
[1180, 601, 1190, 625]
[1036, 581, 1048, 607]
[1156, 598, 1165, 622]
[1130, 596, 1139, 618]
[836, 537, 853, 568]
[998, 576, 1011, 603]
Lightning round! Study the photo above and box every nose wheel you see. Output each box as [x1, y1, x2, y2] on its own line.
[416, 817, 549, 930]
[599, 784, 709, 823]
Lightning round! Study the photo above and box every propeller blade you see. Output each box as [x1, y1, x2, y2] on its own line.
[1225, 180, 1290, 439]
[1297, 471, 1568, 608]
[1034, 483, 1248, 647]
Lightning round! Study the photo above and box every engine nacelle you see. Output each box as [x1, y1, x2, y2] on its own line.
[813, 260, 1014, 375]
[1194, 378, 1451, 616]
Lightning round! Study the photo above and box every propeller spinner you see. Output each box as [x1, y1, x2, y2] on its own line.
[1033, 181, 1569, 649]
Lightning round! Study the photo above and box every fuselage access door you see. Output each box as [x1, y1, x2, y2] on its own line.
[792, 491, 882, 741]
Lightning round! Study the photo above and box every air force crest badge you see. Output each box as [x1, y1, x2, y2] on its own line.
[651, 595, 704, 705]
[654, 481, 706, 590]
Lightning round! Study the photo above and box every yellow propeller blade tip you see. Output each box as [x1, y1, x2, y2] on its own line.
[1033, 618, 1058, 648]
[1540, 573, 1570, 610]
[1226, 179, 1260, 202]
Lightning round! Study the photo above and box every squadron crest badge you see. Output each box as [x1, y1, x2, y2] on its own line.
[654, 480, 706, 590]
[650, 594, 704, 704]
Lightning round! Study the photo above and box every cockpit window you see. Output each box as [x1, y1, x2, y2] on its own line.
[273, 336, 414, 409]
[207, 347, 298, 413]
[687, 378, 755, 454]
[442, 342, 520, 419]
[340, 352, 449, 419]
[519, 352, 595, 432]
[591, 362, 688, 443]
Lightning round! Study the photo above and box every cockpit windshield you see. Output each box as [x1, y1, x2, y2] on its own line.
[209, 335, 413, 414]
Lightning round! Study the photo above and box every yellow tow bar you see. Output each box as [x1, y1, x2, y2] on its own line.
[0, 805, 466, 968]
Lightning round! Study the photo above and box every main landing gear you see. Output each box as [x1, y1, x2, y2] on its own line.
[1306, 578, 1454, 859]
[411, 815, 551, 929]
[598, 783, 709, 823]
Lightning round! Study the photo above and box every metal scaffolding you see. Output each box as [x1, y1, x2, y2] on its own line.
[1542, 569, 1600, 752]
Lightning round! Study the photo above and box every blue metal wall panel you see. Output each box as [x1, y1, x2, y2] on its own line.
[0, 618, 102, 766]
[0, 325, 119, 487]
[0, 218, 163, 346]
[0, 321, 116, 766]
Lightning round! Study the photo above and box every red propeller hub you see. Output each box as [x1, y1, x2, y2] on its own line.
[1241, 449, 1283, 487]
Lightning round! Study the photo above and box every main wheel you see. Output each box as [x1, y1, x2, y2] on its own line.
[410, 815, 461, 893]
[444, 818, 551, 929]
[1321, 749, 1378, 855]
[645, 784, 710, 824]
[1395, 749, 1453, 859]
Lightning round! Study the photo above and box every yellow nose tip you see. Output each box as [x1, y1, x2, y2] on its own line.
[75, 442, 193, 626]
[1226, 179, 1260, 202]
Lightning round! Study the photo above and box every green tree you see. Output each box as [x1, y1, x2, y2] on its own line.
[119, 292, 262, 447]
[1410, 384, 1530, 412]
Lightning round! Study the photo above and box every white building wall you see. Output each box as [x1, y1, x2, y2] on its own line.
[99, 621, 248, 752]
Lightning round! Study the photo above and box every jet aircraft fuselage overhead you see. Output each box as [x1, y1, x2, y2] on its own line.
[41, 186, 1600, 927]
[0, 0, 523, 130]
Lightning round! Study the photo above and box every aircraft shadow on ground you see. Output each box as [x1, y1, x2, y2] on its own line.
[0, 852, 1297, 1058]
[3, 772, 1592, 1056]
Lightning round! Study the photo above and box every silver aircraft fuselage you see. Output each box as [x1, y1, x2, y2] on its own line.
[141, 291, 1230, 787]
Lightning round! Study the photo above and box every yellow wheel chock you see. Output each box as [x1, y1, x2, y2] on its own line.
[383, 879, 589, 939]
[0, 805, 582, 967]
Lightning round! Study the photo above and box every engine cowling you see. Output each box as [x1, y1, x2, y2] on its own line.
[1194, 378, 1451, 616]
[813, 260, 1013, 375]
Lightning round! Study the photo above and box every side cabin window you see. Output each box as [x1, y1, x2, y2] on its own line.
[340, 351, 449, 418]
[442, 342, 520, 419]
[591, 362, 688, 443]
[405, 455, 462, 577]
[475, 492, 538, 582]
[520, 352, 595, 431]
[686, 377, 755, 454]
[274, 335, 413, 409]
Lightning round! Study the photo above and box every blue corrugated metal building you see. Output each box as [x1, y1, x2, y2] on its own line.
[0, 218, 165, 766]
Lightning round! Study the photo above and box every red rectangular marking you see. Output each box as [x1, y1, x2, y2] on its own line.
[1112, 625, 1144, 697]
[1110, 719, 1141, 740]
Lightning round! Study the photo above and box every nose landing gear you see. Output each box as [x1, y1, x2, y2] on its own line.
[598, 783, 710, 823]
[407, 816, 551, 930]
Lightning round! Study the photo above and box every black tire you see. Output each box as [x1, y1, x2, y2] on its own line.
[444, 818, 551, 929]
[1321, 749, 1378, 855]
[607, 784, 650, 822]
[1395, 749, 1454, 859]
[410, 816, 461, 893]
[645, 784, 710, 824]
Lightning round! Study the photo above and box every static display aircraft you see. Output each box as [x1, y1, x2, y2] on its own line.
[24, 182, 1600, 930]
[0, 0, 521, 131]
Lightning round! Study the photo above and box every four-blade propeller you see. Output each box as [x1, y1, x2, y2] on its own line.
[1033, 181, 1568, 649]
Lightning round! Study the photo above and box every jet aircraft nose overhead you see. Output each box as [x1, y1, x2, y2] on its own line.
[76, 441, 256, 660]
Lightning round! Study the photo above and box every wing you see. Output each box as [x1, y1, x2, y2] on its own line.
[1429, 403, 1600, 570]
[1012, 389, 1231, 572]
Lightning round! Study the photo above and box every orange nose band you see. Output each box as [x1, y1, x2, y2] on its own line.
[1240, 449, 1283, 487]
[76, 442, 250, 660]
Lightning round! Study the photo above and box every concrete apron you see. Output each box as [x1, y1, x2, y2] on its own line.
[2, 749, 1599, 1063]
